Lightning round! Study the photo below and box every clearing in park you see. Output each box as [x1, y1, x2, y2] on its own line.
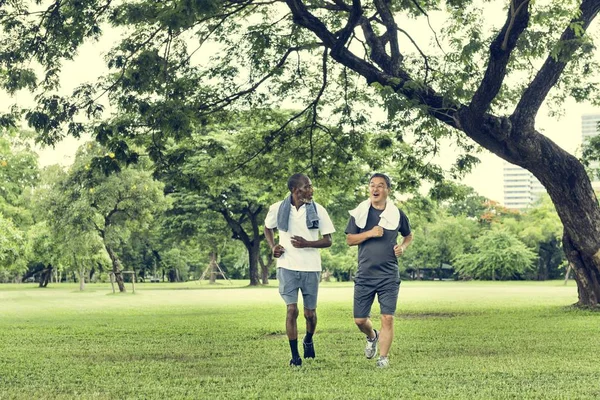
[0, 280, 598, 400]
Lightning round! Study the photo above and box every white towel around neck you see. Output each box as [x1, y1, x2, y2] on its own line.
[349, 199, 400, 230]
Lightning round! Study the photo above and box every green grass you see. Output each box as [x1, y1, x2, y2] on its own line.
[0, 280, 599, 399]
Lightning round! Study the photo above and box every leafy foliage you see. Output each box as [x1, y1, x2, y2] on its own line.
[454, 227, 536, 280]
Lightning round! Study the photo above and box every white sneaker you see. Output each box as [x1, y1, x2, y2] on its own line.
[364, 329, 378, 359]
[376, 356, 389, 368]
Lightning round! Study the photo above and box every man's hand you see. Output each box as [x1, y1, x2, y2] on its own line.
[291, 235, 310, 248]
[394, 244, 405, 257]
[370, 226, 384, 238]
[272, 244, 285, 258]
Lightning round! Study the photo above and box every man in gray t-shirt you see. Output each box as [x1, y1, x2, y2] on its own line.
[345, 173, 413, 368]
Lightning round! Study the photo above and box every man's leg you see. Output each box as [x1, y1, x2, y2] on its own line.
[304, 308, 317, 338]
[278, 268, 302, 366]
[303, 308, 317, 358]
[378, 314, 394, 357]
[354, 317, 374, 338]
[354, 281, 378, 358]
[286, 303, 300, 340]
[354, 280, 376, 337]
[300, 271, 320, 359]
[285, 304, 302, 365]
[376, 278, 400, 367]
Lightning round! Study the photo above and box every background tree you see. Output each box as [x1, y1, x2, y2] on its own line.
[504, 195, 565, 280]
[0, 213, 25, 282]
[454, 227, 536, 280]
[43, 143, 167, 292]
[161, 190, 231, 283]
[23, 222, 63, 286]
[0, 130, 39, 227]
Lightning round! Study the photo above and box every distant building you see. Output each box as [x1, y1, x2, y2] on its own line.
[581, 114, 600, 141]
[503, 162, 546, 210]
[581, 113, 600, 191]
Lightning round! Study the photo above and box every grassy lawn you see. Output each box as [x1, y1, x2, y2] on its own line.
[0, 280, 599, 399]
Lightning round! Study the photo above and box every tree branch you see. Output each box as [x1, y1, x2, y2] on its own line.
[358, 19, 387, 71]
[333, 0, 363, 51]
[373, 0, 402, 73]
[285, 0, 338, 47]
[199, 43, 321, 115]
[397, 27, 431, 83]
[309, 48, 329, 175]
[512, 0, 600, 129]
[469, 0, 530, 117]
[219, 208, 251, 248]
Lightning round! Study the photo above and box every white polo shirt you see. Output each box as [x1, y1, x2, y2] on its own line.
[265, 201, 336, 272]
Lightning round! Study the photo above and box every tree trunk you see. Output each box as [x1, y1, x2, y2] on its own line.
[523, 149, 600, 307]
[219, 204, 263, 286]
[104, 243, 126, 292]
[209, 252, 217, 284]
[79, 267, 86, 291]
[89, 264, 96, 282]
[563, 232, 600, 306]
[247, 239, 261, 286]
[564, 262, 572, 286]
[39, 265, 52, 287]
[259, 251, 273, 285]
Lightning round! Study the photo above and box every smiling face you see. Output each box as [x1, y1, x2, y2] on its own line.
[369, 176, 389, 207]
[293, 177, 314, 206]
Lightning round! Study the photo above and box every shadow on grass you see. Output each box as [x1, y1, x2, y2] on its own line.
[138, 283, 279, 291]
[396, 312, 462, 319]
[105, 292, 138, 296]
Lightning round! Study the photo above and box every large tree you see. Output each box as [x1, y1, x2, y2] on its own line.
[3, 1, 600, 305]
[43, 143, 167, 291]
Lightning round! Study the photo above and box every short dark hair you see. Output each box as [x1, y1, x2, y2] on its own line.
[288, 173, 308, 192]
[369, 173, 391, 188]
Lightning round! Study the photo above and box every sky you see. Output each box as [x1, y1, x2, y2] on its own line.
[3, 2, 599, 204]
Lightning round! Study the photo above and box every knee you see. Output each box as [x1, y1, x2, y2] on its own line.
[287, 304, 299, 318]
[354, 318, 368, 328]
[304, 308, 316, 320]
[381, 314, 394, 326]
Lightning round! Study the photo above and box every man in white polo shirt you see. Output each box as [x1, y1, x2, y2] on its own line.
[264, 173, 335, 367]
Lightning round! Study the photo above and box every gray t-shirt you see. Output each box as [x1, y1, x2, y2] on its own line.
[345, 206, 411, 281]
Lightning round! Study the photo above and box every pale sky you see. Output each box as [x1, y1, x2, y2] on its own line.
[3, 2, 598, 204]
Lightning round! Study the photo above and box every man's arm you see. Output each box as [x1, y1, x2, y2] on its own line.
[394, 233, 414, 256]
[346, 226, 383, 246]
[264, 226, 285, 257]
[290, 234, 332, 249]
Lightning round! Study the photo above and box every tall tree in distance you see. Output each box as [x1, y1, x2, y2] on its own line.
[43, 142, 167, 292]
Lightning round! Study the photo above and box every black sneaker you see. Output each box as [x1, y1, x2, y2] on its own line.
[289, 356, 303, 367]
[303, 340, 315, 359]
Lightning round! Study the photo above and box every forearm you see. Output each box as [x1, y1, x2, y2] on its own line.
[264, 227, 276, 249]
[306, 234, 332, 249]
[399, 233, 413, 250]
[346, 231, 373, 246]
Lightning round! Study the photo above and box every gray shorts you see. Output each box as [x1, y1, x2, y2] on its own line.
[277, 268, 321, 310]
[353, 278, 401, 318]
